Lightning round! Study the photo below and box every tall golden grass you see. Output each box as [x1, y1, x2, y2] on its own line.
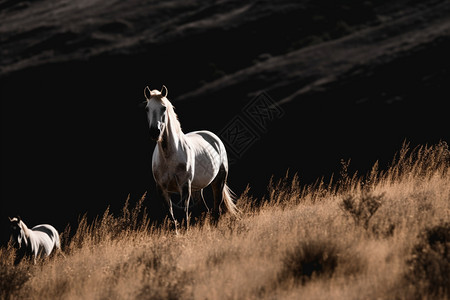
[1, 142, 449, 299]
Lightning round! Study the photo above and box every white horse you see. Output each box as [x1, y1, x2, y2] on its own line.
[9, 216, 61, 264]
[144, 85, 238, 232]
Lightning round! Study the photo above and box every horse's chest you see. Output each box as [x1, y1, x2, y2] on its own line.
[153, 161, 190, 192]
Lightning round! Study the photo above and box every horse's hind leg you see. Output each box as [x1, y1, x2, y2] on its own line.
[211, 165, 227, 221]
[199, 189, 209, 212]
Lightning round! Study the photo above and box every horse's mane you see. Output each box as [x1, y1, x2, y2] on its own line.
[161, 96, 182, 136]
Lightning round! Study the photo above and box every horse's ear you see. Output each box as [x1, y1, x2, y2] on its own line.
[8, 216, 13, 222]
[17, 215, 21, 222]
[161, 85, 168, 98]
[144, 86, 152, 100]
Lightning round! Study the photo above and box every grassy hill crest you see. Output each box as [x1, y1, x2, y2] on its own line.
[1, 141, 449, 299]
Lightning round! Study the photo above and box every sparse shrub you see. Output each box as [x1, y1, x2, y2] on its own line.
[387, 141, 450, 182]
[406, 222, 450, 298]
[279, 239, 339, 285]
[206, 248, 240, 267]
[339, 191, 383, 229]
[66, 193, 150, 253]
[370, 220, 396, 238]
[337, 158, 354, 191]
[266, 172, 302, 206]
[0, 265, 30, 299]
[123, 245, 191, 300]
[0, 243, 30, 299]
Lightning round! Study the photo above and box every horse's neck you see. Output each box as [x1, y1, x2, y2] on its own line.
[158, 112, 185, 158]
[19, 221, 31, 238]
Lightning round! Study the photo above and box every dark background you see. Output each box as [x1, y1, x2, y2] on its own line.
[1, 0, 449, 245]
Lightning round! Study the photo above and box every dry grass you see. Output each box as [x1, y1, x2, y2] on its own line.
[1, 141, 449, 300]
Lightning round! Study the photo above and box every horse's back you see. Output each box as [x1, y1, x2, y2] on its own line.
[31, 224, 60, 256]
[186, 131, 227, 160]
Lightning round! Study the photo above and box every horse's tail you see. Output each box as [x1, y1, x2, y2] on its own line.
[55, 231, 61, 250]
[55, 231, 66, 258]
[222, 183, 239, 216]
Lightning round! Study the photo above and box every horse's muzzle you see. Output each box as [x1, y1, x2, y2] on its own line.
[149, 127, 161, 141]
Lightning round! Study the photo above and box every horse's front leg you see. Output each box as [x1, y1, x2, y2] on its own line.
[168, 199, 178, 235]
[158, 185, 178, 234]
[180, 180, 192, 230]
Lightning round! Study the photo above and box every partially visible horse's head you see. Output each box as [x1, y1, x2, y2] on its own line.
[144, 85, 169, 141]
[9, 216, 27, 249]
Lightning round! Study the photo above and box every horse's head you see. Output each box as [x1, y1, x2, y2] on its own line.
[144, 85, 169, 141]
[9, 216, 26, 248]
